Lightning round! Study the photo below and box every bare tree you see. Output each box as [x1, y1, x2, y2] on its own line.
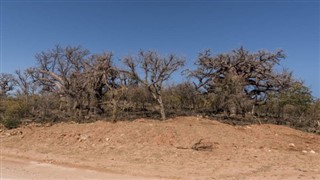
[123, 50, 185, 120]
[81, 52, 119, 116]
[30, 45, 118, 120]
[14, 69, 39, 97]
[104, 72, 129, 121]
[190, 47, 292, 116]
[0, 73, 15, 97]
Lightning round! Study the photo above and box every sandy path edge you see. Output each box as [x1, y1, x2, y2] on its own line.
[0, 148, 161, 180]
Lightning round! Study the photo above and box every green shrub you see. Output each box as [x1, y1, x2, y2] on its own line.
[2, 117, 21, 129]
[0, 98, 29, 129]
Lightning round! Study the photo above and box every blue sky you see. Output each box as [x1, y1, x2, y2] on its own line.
[1, 1, 319, 97]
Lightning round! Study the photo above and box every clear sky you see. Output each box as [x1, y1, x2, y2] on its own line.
[1, 0, 319, 97]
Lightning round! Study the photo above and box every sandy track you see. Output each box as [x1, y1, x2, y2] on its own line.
[0, 156, 153, 180]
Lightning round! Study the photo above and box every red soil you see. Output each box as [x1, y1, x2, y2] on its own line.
[1, 116, 319, 179]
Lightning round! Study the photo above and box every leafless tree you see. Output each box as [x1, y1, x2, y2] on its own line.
[0, 73, 15, 97]
[30, 45, 118, 120]
[14, 69, 39, 97]
[190, 47, 292, 116]
[81, 52, 119, 116]
[123, 50, 185, 120]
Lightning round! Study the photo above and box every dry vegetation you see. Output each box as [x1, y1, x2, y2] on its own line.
[0, 46, 319, 133]
[1, 46, 320, 179]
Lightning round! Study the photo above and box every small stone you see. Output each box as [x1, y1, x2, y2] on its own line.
[302, 150, 308, 154]
[136, 118, 146, 123]
[45, 123, 51, 127]
[78, 134, 89, 142]
[310, 150, 316, 154]
[289, 143, 295, 148]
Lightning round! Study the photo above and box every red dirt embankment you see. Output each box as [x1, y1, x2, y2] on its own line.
[1, 116, 320, 179]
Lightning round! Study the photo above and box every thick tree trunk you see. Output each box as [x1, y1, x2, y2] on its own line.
[111, 98, 117, 122]
[229, 101, 237, 117]
[157, 95, 166, 120]
[252, 104, 255, 116]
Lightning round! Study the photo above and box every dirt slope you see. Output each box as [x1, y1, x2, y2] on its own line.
[1, 116, 320, 179]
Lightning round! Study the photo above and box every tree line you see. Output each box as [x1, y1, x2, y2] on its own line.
[0, 45, 319, 133]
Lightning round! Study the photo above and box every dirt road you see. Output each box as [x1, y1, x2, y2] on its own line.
[0, 156, 152, 180]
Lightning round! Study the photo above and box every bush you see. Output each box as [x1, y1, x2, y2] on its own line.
[0, 98, 29, 129]
[2, 118, 21, 129]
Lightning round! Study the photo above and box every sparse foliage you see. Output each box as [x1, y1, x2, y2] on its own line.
[0, 73, 15, 97]
[190, 47, 292, 116]
[123, 50, 185, 120]
[0, 45, 318, 133]
[30, 45, 119, 121]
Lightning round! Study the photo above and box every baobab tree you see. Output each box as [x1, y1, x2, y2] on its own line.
[123, 50, 185, 120]
[31, 45, 119, 119]
[190, 47, 292, 116]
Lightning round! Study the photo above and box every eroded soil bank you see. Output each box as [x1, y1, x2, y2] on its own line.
[1, 116, 320, 179]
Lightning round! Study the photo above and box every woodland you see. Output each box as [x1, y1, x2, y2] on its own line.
[0, 46, 319, 133]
